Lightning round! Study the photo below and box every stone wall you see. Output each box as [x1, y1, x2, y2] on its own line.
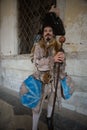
[62, 52, 87, 115]
[0, 0, 87, 116]
[0, 0, 18, 55]
[64, 0, 87, 52]
[0, 53, 87, 116]
[0, 55, 36, 91]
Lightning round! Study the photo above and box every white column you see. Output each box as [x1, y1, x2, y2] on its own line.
[0, 0, 18, 55]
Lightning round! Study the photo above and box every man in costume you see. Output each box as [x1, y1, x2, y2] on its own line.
[31, 6, 66, 130]
[20, 5, 68, 130]
[20, 5, 74, 130]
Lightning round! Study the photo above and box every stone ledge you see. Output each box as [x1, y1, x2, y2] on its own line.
[0, 51, 87, 60]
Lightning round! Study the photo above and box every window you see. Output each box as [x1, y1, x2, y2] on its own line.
[17, 0, 53, 54]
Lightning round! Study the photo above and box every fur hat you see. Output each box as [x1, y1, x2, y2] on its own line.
[41, 12, 65, 36]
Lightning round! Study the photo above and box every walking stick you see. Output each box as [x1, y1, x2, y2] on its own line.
[45, 1, 66, 129]
[50, 36, 66, 130]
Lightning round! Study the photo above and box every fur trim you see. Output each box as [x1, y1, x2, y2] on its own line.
[39, 38, 61, 56]
[31, 38, 62, 61]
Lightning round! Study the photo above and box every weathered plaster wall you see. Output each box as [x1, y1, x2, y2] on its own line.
[0, 0, 1, 54]
[64, 0, 87, 52]
[56, 0, 87, 115]
[0, 55, 36, 91]
[0, 54, 87, 116]
[0, 0, 1, 84]
[0, 0, 18, 55]
[0, 0, 87, 116]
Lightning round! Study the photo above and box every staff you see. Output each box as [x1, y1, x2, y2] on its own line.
[50, 36, 66, 130]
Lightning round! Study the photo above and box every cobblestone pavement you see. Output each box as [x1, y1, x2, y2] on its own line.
[0, 86, 87, 130]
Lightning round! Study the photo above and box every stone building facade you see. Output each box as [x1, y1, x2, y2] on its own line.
[0, 0, 87, 116]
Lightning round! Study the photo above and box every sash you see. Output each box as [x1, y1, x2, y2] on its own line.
[20, 75, 42, 108]
[60, 76, 74, 99]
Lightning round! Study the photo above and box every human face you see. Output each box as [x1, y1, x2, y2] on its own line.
[43, 26, 54, 42]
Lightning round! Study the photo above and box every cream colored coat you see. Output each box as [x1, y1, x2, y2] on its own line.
[32, 39, 66, 113]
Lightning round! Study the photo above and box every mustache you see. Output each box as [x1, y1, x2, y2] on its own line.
[45, 33, 51, 37]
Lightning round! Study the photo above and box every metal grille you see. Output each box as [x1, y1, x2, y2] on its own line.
[17, 0, 53, 54]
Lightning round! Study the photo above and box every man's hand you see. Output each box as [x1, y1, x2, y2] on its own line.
[54, 52, 65, 63]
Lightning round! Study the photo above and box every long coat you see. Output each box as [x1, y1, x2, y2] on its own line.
[20, 38, 74, 113]
[32, 38, 66, 113]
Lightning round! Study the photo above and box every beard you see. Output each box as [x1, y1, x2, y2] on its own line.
[45, 34, 52, 42]
[46, 37, 51, 42]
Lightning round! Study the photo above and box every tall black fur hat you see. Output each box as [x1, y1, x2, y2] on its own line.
[41, 12, 65, 36]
